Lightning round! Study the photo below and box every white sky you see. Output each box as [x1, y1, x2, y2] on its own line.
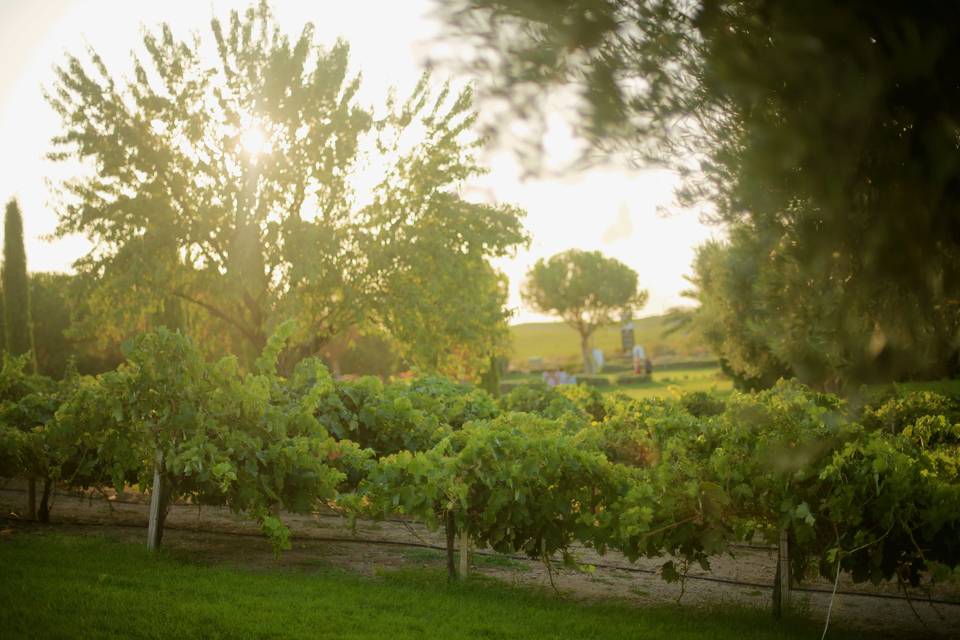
[0, 0, 720, 324]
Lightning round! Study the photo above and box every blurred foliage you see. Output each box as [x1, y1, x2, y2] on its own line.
[29, 272, 123, 378]
[333, 330, 403, 379]
[442, 0, 960, 387]
[498, 379, 587, 421]
[318, 374, 498, 458]
[678, 390, 725, 418]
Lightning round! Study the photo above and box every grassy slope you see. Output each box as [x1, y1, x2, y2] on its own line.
[505, 365, 733, 399]
[606, 366, 734, 400]
[509, 315, 711, 369]
[0, 533, 872, 640]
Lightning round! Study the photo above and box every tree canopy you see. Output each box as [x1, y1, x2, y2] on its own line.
[522, 249, 645, 373]
[48, 1, 526, 375]
[442, 1, 960, 386]
[680, 226, 956, 391]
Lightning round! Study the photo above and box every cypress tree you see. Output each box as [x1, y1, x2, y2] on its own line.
[3, 198, 39, 519]
[3, 199, 35, 368]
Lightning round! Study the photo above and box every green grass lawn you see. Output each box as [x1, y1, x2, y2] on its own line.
[504, 364, 733, 400]
[509, 315, 711, 369]
[606, 365, 733, 400]
[0, 532, 874, 640]
[504, 364, 960, 404]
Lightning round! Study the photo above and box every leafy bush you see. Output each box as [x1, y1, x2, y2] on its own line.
[317, 375, 497, 458]
[679, 391, 726, 418]
[498, 381, 524, 395]
[818, 419, 960, 584]
[580, 395, 707, 468]
[859, 390, 960, 435]
[363, 412, 629, 559]
[498, 381, 586, 421]
[0, 355, 64, 520]
[321, 375, 446, 456]
[401, 376, 498, 430]
[557, 383, 606, 421]
[43, 328, 365, 550]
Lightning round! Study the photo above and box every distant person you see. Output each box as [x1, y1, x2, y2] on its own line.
[592, 348, 605, 372]
[644, 357, 653, 377]
[632, 345, 646, 374]
[543, 370, 574, 387]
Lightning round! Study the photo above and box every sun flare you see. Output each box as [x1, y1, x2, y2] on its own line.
[240, 124, 269, 159]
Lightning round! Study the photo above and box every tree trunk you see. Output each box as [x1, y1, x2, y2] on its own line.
[27, 478, 36, 520]
[328, 356, 342, 378]
[445, 511, 457, 582]
[772, 554, 782, 619]
[580, 333, 593, 375]
[38, 478, 52, 523]
[147, 447, 165, 550]
[480, 356, 500, 398]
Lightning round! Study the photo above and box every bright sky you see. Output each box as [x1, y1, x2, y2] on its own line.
[0, 0, 720, 324]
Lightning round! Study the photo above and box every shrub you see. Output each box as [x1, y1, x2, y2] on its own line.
[679, 391, 726, 418]
[498, 381, 523, 395]
[557, 383, 606, 421]
[499, 381, 587, 421]
[859, 390, 960, 435]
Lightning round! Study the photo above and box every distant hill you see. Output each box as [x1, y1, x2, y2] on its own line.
[508, 315, 712, 370]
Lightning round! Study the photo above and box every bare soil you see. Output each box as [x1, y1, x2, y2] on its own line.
[1, 482, 957, 639]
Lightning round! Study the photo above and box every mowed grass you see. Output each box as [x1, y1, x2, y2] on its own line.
[505, 364, 733, 400]
[509, 315, 710, 368]
[0, 532, 874, 640]
[606, 365, 733, 400]
[611, 370, 960, 402]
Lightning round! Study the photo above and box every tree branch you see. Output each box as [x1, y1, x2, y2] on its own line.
[170, 290, 261, 348]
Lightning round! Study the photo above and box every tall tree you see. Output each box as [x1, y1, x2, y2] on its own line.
[522, 250, 646, 373]
[48, 1, 525, 370]
[3, 199, 34, 368]
[443, 1, 960, 385]
[2, 197, 39, 519]
[680, 236, 796, 390]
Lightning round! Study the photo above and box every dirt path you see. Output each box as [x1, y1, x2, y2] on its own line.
[2, 484, 957, 639]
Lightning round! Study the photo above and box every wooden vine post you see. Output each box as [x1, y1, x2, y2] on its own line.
[445, 511, 457, 581]
[146, 446, 164, 551]
[773, 528, 791, 618]
[459, 527, 470, 581]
